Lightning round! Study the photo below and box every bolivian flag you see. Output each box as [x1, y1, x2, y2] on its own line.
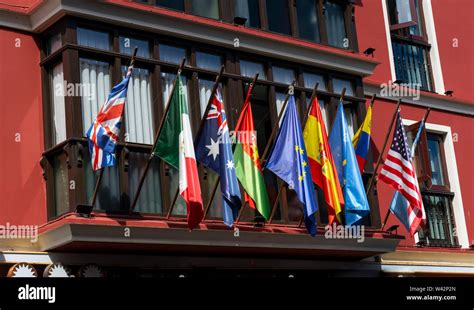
[233, 86, 271, 220]
[153, 75, 203, 230]
[352, 104, 372, 173]
[303, 96, 344, 224]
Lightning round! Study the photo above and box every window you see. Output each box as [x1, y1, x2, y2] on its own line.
[239, 59, 266, 79]
[407, 127, 457, 247]
[77, 27, 110, 50]
[119, 36, 150, 58]
[387, 0, 433, 91]
[122, 67, 154, 145]
[325, 1, 347, 48]
[51, 63, 67, 144]
[332, 78, 354, 96]
[159, 44, 187, 64]
[303, 72, 327, 91]
[272, 66, 295, 85]
[196, 51, 222, 71]
[191, 0, 219, 19]
[266, 0, 291, 35]
[155, 0, 184, 11]
[297, 0, 320, 42]
[79, 58, 111, 135]
[234, 0, 260, 28]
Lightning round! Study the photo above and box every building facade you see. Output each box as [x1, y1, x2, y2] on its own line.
[0, 0, 472, 278]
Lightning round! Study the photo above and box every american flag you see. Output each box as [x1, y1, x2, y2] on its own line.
[86, 65, 133, 171]
[379, 110, 424, 235]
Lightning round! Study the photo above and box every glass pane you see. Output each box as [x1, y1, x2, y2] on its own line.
[196, 51, 222, 71]
[332, 78, 354, 96]
[427, 136, 445, 186]
[266, 0, 291, 35]
[191, 0, 219, 19]
[275, 91, 287, 125]
[396, 0, 413, 24]
[234, 0, 260, 28]
[122, 66, 154, 145]
[119, 36, 150, 58]
[325, 1, 347, 48]
[160, 72, 188, 108]
[297, 0, 320, 42]
[239, 59, 266, 79]
[129, 151, 162, 214]
[272, 66, 295, 84]
[80, 58, 111, 135]
[392, 41, 432, 91]
[422, 194, 456, 246]
[303, 72, 327, 91]
[48, 33, 62, 55]
[159, 44, 187, 64]
[344, 106, 355, 139]
[77, 27, 110, 50]
[155, 0, 184, 11]
[409, 0, 422, 36]
[51, 63, 67, 144]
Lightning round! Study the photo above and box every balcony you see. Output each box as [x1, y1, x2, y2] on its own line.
[38, 139, 402, 261]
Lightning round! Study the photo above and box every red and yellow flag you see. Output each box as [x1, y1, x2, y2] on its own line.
[303, 97, 344, 224]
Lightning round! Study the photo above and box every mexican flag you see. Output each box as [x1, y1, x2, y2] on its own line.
[233, 94, 271, 220]
[153, 75, 203, 229]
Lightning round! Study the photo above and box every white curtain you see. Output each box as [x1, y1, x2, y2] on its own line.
[275, 91, 287, 125]
[77, 27, 110, 50]
[123, 67, 153, 145]
[80, 58, 111, 136]
[51, 63, 67, 144]
[344, 106, 355, 139]
[198, 79, 214, 117]
[129, 152, 162, 214]
[325, 1, 347, 48]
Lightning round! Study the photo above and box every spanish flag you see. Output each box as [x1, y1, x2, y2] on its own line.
[352, 104, 372, 173]
[303, 97, 344, 224]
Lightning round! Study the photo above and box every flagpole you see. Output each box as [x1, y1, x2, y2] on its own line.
[129, 58, 186, 213]
[164, 65, 227, 219]
[91, 47, 138, 208]
[268, 82, 319, 224]
[381, 107, 431, 230]
[203, 73, 260, 220]
[235, 80, 296, 224]
[297, 87, 346, 228]
[365, 99, 402, 198]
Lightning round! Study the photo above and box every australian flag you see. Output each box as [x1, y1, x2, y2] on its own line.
[195, 89, 242, 227]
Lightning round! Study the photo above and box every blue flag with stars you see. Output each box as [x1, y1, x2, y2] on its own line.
[329, 101, 370, 226]
[195, 89, 242, 227]
[265, 96, 318, 236]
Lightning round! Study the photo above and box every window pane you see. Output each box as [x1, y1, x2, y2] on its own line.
[427, 135, 445, 186]
[395, 0, 413, 24]
[80, 58, 111, 135]
[122, 66, 153, 145]
[421, 194, 457, 247]
[51, 63, 67, 144]
[266, 0, 291, 35]
[119, 36, 150, 58]
[325, 1, 347, 48]
[196, 51, 222, 71]
[234, 0, 260, 28]
[343, 106, 355, 139]
[48, 33, 62, 55]
[155, 0, 184, 11]
[240, 59, 266, 79]
[161, 72, 189, 107]
[191, 0, 219, 19]
[159, 44, 187, 64]
[272, 66, 295, 84]
[303, 72, 327, 91]
[332, 78, 354, 96]
[77, 27, 110, 50]
[297, 0, 320, 42]
[129, 151, 162, 214]
[275, 91, 287, 123]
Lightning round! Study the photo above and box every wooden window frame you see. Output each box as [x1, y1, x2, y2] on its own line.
[40, 16, 377, 227]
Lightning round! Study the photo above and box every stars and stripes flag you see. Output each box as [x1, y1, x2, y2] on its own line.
[378, 110, 425, 235]
[195, 88, 242, 227]
[86, 65, 133, 171]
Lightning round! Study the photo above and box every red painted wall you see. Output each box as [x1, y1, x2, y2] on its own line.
[0, 28, 46, 226]
[370, 97, 474, 247]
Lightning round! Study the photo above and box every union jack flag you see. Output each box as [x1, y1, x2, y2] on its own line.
[379, 110, 425, 235]
[86, 65, 133, 171]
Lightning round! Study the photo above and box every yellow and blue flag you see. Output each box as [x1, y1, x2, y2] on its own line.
[265, 96, 318, 235]
[352, 104, 372, 173]
[329, 101, 370, 226]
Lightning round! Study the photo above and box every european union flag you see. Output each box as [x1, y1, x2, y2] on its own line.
[265, 96, 318, 236]
[329, 101, 370, 226]
[195, 89, 242, 227]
